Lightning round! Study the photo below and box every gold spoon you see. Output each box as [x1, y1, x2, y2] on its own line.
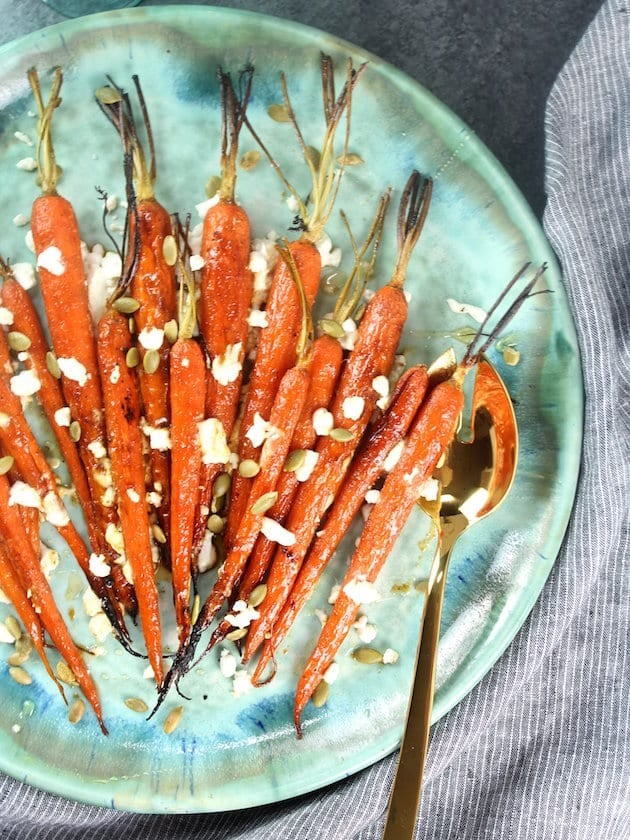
[383, 357, 519, 839]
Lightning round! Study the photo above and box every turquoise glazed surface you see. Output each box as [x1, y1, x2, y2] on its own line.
[0, 5, 582, 813]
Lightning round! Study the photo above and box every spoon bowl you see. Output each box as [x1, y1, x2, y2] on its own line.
[383, 357, 519, 839]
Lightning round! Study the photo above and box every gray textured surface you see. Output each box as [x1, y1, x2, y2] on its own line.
[1, 0, 603, 218]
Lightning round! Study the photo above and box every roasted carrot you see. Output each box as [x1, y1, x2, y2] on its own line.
[226, 55, 365, 547]
[192, 67, 255, 564]
[293, 378, 464, 735]
[97, 76, 177, 547]
[169, 247, 207, 642]
[0, 471, 107, 733]
[243, 171, 432, 660]
[97, 308, 164, 686]
[27, 68, 137, 620]
[249, 363, 429, 680]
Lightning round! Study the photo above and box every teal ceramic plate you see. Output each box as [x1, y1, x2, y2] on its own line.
[0, 6, 582, 814]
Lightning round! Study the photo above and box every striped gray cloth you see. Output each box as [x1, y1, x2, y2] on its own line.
[1, 1, 629, 838]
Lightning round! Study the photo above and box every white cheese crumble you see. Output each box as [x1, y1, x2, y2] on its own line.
[10, 369, 41, 397]
[88, 613, 112, 642]
[343, 575, 380, 605]
[312, 407, 334, 436]
[232, 669, 253, 697]
[0, 307, 14, 326]
[196, 194, 220, 219]
[353, 614, 378, 644]
[224, 600, 260, 629]
[0, 621, 15, 644]
[383, 439, 405, 472]
[11, 262, 36, 290]
[198, 418, 230, 464]
[315, 233, 342, 268]
[36, 245, 65, 276]
[323, 661, 340, 685]
[88, 553, 110, 578]
[339, 317, 358, 351]
[24, 230, 35, 253]
[342, 395, 365, 421]
[109, 364, 121, 385]
[248, 232, 279, 298]
[87, 439, 107, 459]
[8, 481, 41, 509]
[105, 194, 118, 213]
[39, 548, 59, 579]
[57, 357, 88, 386]
[126, 488, 141, 503]
[372, 375, 390, 409]
[245, 412, 279, 448]
[85, 247, 122, 324]
[447, 297, 487, 324]
[189, 254, 205, 271]
[211, 342, 242, 386]
[328, 584, 340, 605]
[294, 449, 319, 482]
[365, 488, 381, 505]
[260, 516, 296, 546]
[247, 308, 268, 328]
[105, 523, 125, 555]
[382, 648, 399, 665]
[219, 648, 237, 678]
[14, 130, 33, 146]
[54, 406, 71, 427]
[12, 213, 28, 227]
[197, 530, 217, 573]
[143, 425, 172, 452]
[16, 157, 37, 172]
[138, 327, 164, 351]
[0, 412, 10, 429]
[42, 492, 69, 526]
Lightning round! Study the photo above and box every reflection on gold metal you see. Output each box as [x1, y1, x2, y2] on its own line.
[383, 358, 519, 840]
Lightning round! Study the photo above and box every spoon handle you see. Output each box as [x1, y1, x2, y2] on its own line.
[382, 553, 450, 840]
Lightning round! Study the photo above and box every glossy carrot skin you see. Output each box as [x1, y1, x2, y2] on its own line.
[250, 364, 429, 679]
[169, 337, 206, 642]
[98, 309, 164, 686]
[128, 199, 177, 544]
[293, 379, 465, 734]
[0, 472, 107, 733]
[226, 239, 321, 548]
[244, 283, 409, 659]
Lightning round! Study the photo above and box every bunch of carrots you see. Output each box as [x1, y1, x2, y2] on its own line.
[0, 57, 541, 737]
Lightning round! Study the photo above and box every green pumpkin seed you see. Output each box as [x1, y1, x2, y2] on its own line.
[126, 347, 140, 368]
[164, 319, 178, 343]
[205, 174, 221, 198]
[7, 331, 31, 351]
[5, 615, 22, 641]
[319, 318, 345, 339]
[95, 85, 122, 105]
[329, 427, 354, 442]
[337, 152, 364, 166]
[124, 697, 149, 713]
[143, 349, 160, 375]
[304, 145, 321, 169]
[45, 351, 61, 379]
[191, 593, 201, 625]
[352, 647, 384, 665]
[250, 491, 278, 516]
[69, 421, 81, 442]
[163, 705, 183, 735]
[113, 296, 140, 314]
[247, 584, 267, 609]
[162, 235, 178, 267]
[225, 627, 248, 642]
[206, 514, 224, 534]
[502, 346, 521, 366]
[151, 524, 167, 544]
[9, 666, 32, 686]
[240, 150, 261, 170]
[0, 455, 15, 476]
[312, 680, 329, 708]
[213, 473, 231, 499]
[283, 449, 307, 473]
[68, 698, 85, 724]
[238, 459, 260, 478]
[267, 103, 291, 122]
[56, 661, 79, 685]
[128, 317, 136, 334]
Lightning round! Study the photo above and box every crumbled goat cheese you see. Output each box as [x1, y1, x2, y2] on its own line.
[198, 418, 231, 464]
[87, 439, 107, 459]
[0, 307, 14, 326]
[138, 327, 164, 351]
[245, 412, 279, 448]
[382, 648, 399, 665]
[36, 245, 65, 276]
[82, 586, 103, 617]
[315, 608, 328, 627]
[232, 669, 253, 697]
[219, 649, 237, 679]
[364, 488, 381, 505]
[353, 614, 378, 644]
[417, 477, 440, 501]
[211, 342, 242, 386]
[14, 130, 33, 146]
[89, 613, 112, 642]
[312, 407, 334, 436]
[146, 491, 162, 507]
[54, 406, 71, 427]
[89, 553, 110, 578]
[247, 308, 268, 328]
[323, 662, 340, 685]
[249, 232, 279, 298]
[339, 317, 358, 351]
[40, 548, 59, 579]
[294, 449, 319, 482]
[85, 247, 122, 324]
[24, 230, 35, 253]
[328, 584, 341, 605]
[224, 600, 260, 629]
[143, 425, 172, 452]
[105, 194, 118, 213]
[343, 576, 380, 605]
[383, 440, 405, 472]
[447, 297, 487, 324]
[0, 413, 10, 429]
[196, 194, 220, 219]
[57, 357, 88, 386]
[10, 369, 41, 397]
[12, 213, 28, 227]
[8, 481, 40, 509]
[260, 516, 296, 547]
[105, 523, 125, 555]
[342, 396, 365, 421]
[372, 375, 390, 409]
[11, 262, 36, 290]
[109, 364, 120, 384]
[42, 492, 69, 527]
[16, 157, 37, 171]
[126, 488, 141, 503]
[197, 531, 217, 573]
[189, 254, 205, 271]
[315, 233, 342, 268]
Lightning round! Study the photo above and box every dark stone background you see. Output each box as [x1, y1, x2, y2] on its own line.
[1, 0, 604, 218]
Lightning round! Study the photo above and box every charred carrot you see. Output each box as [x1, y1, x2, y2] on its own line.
[27, 68, 137, 619]
[97, 308, 164, 686]
[97, 76, 177, 546]
[244, 171, 432, 660]
[293, 378, 464, 735]
[226, 55, 365, 547]
[249, 363, 429, 680]
[0, 471, 107, 733]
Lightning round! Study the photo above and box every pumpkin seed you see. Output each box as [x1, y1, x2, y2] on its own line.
[128, 317, 136, 334]
[267, 103, 291, 122]
[124, 697, 148, 713]
[304, 145, 321, 170]
[45, 351, 61, 378]
[283, 449, 307, 473]
[5, 615, 22, 641]
[238, 459, 260, 478]
[337, 152, 364, 166]
[247, 584, 267, 609]
[164, 319, 178, 343]
[225, 627, 248, 642]
[126, 347, 140, 368]
[7, 331, 31, 351]
[329, 427, 354, 442]
[191, 593, 200, 624]
[319, 318, 345, 339]
[14, 634, 32, 657]
[113, 296, 140, 314]
[352, 646, 384, 665]
[162, 235, 178, 267]
[205, 174, 221, 198]
[206, 514, 224, 534]
[151, 524, 167, 544]
[56, 661, 78, 685]
[7, 649, 30, 667]
[95, 85, 122, 105]
[163, 705, 183, 735]
[213, 473, 231, 499]
[143, 349, 160, 374]
[312, 680, 329, 708]
[68, 698, 85, 724]
[502, 346, 521, 366]
[240, 149, 261, 170]
[250, 491, 278, 515]
[69, 421, 82, 442]
[9, 666, 32, 686]
[322, 268, 344, 295]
